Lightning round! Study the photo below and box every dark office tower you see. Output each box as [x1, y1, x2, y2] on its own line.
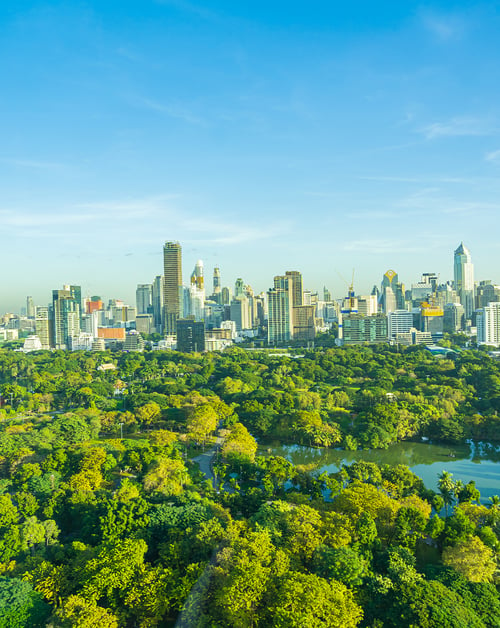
[152, 275, 163, 332]
[136, 283, 152, 315]
[52, 287, 80, 349]
[285, 271, 303, 307]
[163, 242, 182, 335]
[213, 267, 221, 295]
[323, 287, 332, 302]
[221, 286, 231, 305]
[70, 285, 82, 322]
[177, 317, 205, 352]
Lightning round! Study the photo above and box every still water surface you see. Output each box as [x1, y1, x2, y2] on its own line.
[262, 440, 500, 503]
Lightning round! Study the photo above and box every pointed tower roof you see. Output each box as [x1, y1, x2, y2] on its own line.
[455, 242, 470, 256]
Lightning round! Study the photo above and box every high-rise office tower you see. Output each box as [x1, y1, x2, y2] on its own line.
[177, 317, 205, 352]
[35, 306, 51, 350]
[454, 243, 474, 319]
[70, 285, 82, 323]
[230, 295, 252, 331]
[267, 275, 293, 344]
[285, 271, 303, 307]
[444, 302, 465, 333]
[323, 287, 332, 302]
[213, 266, 221, 296]
[234, 278, 245, 298]
[152, 276, 163, 332]
[221, 286, 231, 305]
[26, 296, 35, 318]
[52, 287, 81, 349]
[477, 302, 500, 346]
[189, 260, 205, 320]
[136, 284, 153, 315]
[381, 270, 405, 312]
[163, 241, 182, 335]
[476, 280, 500, 309]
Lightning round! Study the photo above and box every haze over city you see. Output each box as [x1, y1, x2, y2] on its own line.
[2, 1, 500, 312]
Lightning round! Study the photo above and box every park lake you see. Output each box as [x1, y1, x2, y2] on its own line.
[262, 440, 500, 503]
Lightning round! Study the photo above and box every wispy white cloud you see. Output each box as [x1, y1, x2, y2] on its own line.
[0, 194, 290, 248]
[358, 175, 476, 184]
[342, 239, 424, 254]
[132, 96, 206, 126]
[485, 149, 500, 162]
[181, 216, 291, 245]
[420, 10, 466, 42]
[0, 158, 66, 170]
[153, 0, 221, 22]
[0, 209, 91, 228]
[419, 117, 493, 140]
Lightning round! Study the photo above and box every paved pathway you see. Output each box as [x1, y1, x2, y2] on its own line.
[192, 433, 224, 488]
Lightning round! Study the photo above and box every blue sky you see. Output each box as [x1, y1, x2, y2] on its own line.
[1, 0, 500, 311]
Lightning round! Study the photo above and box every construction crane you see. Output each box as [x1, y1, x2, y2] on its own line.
[337, 269, 357, 313]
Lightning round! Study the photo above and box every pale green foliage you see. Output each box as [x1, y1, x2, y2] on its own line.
[81, 538, 148, 601]
[442, 536, 496, 582]
[267, 571, 363, 628]
[210, 529, 289, 628]
[222, 422, 257, 464]
[143, 457, 190, 496]
[52, 595, 118, 627]
[187, 404, 218, 443]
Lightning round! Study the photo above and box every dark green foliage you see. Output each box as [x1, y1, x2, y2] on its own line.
[0, 577, 50, 628]
[312, 545, 366, 585]
[385, 580, 486, 627]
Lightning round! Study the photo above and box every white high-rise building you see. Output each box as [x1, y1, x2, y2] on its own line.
[477, 302, 500, 346]
[189, 259, 205, 321]
[388, 310, 414, 338]
[357, 295, 378, 316]
[454, 243, 474, 319]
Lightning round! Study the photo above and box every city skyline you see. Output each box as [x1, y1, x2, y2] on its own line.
[2, 2, 500, 311]
[0, 239, 492, 316]
[0, 241, 500, 314]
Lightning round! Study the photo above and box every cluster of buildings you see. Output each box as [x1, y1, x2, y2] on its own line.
[2, 241, 500, 352]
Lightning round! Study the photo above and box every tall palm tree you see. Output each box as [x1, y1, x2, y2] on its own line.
[438, 470, 456, 516]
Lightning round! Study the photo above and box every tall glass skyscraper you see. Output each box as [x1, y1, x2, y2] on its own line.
[163, 242, 182, 335]
[454, 243, 474, 319]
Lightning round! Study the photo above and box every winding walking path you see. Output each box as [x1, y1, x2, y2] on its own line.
[192, 432, 224, 488]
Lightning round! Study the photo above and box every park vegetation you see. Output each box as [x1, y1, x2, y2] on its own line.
[0, 344, 498, 626]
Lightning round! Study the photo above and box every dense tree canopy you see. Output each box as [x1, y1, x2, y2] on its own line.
[0, 345, 498, 626]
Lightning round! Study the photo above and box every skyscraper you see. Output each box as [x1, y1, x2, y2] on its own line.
[163, 241, 182, 335]
[234, 278, 245, 298]
[454, 243, 474, 319]
[267, 275, 293, 344]
[152, 276, 163, 332]
[26, 296, 35, 318]
[35, 306, 51, 350]
[213, 266, 221, 296]
[285, 271, 303, 307]
[136, 284, 152, 315]
[477, 302, 500, 346]
[189, 260, 205, 320]
[381, 270, 405, 312]
[52, 286, 81, 349]
[177, 318, 205, 352]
